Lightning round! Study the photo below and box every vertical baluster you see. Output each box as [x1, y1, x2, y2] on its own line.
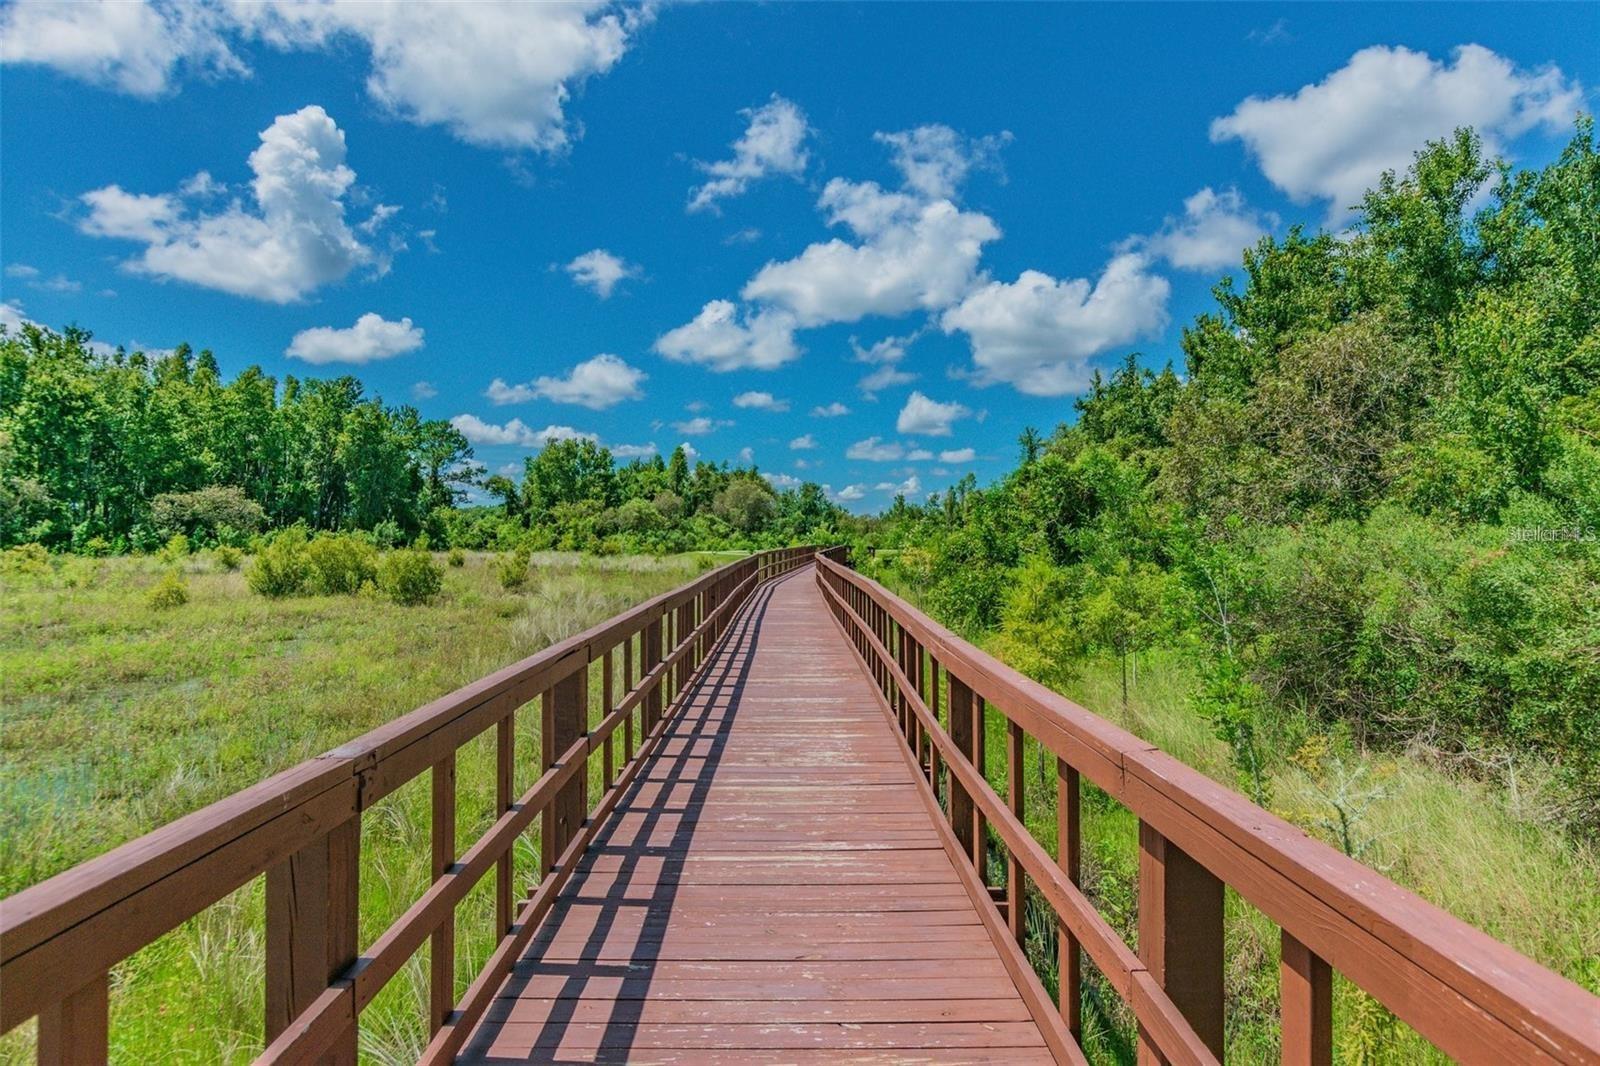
[947, 674, 978, 866]
[549, 667, 587, 872]
[1058, 759, 1082, 1041]
[430, 753, 456, 1033]
[265, 816, 359, 1064]
[974, 698, 988, 882]
[624, 631, 635, 761]
[496, 713, 513, 933]
[37, 975, 108, 1066]
[1281, 931, 1332, 1066]
[643, 617, 663, 736]
[1138, 822, 1224, 1063]
[1006, 722, 1025, 944]
[602, 646, 615, 791]
[540, 688, 555, 878]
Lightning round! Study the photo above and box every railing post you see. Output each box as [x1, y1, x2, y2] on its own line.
[643, 617, 663, 734]
[1138, 822, 1224, 1063]
[266, 817, 359, 1063]
[1281, 931, 1333, 1066]
[1058, 760, 1082, 1042]
[37, 975, 108, 1066]
[496, 712, 514, 931]
[547, 667, 587, 872]
[947, 675, 979, 866]
[430, 753, 456, 1034]
[1006, 721, 1025, 944]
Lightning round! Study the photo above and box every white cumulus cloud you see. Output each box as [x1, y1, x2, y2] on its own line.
[564, 248, 637, 298]
[742, 178, 1000, 327]
[733, 390, 789, 412]
[79, 105, 385, 303]
[1211, 44, 1582, 217]
[1140, 187, 1276, 271]
[688, 95, 811, 212]
[846, 437, 904, 462]
[811, 402, 850, 418]
[896, 391, 970, 437]
[611, 442, 657, 458]
[654, 299, 799, 372]
[941, 253, 1170, 396]
[450, 415, 596, 448]
[789, 434, 817, 450]
[835, 484, 866, 502]
[487, 353, 644, 410]
[873, 124, 1010, 200]
[3, 1, 639, 152]
[286, 312, 423, 364]
[939, 447, 976, 463]
[672, 416, 731, 436]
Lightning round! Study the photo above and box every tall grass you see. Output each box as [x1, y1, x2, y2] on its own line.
[0, 550, 708, 1064]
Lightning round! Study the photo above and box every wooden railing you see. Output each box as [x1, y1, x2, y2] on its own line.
[0, 546, 817, 1065]
[814, 556, 1600, 1066]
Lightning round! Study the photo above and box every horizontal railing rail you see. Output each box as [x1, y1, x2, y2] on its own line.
[0, 546, 820, 1064]
[814, 555, 1600, 1066]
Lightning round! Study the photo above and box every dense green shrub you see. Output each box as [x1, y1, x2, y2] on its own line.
[377, 548, 442, 606]
[146, 571, 188, 610]
[246, 528, 309, 598]
[447, 547, 466, 567]
[213, 545, 243, 571]
[496, 546, 532, 590]
[303, 534, 378, 595]
[149, 486, 265, 544]
[1, 543, 50, 575]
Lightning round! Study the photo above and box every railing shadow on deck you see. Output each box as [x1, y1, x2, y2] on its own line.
[462, 571, 784, 1062]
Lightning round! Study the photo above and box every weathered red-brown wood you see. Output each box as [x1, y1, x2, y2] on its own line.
[1059, 758, 1083, 1041]
[265, 817, 358, 1063]
[1137, 823, 1224, 1064]
[37, 975, 107, 1066]
[1281, 930, 1333, 1066]
[430, 753, 456, 1034]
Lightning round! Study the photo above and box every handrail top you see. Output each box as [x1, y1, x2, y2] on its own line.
[814, 555, 1600, 1061]
[0, 548, 815, 968]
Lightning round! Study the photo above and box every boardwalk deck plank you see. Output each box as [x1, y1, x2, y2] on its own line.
[459, 567, 1051, 1062]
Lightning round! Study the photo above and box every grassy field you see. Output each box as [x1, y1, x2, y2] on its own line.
[0, 549, 712, 1064]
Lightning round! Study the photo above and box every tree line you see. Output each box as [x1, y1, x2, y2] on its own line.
[0, 326, 849, 555]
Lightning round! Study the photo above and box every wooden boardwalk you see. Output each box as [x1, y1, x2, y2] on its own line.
[459, 567, 1053, 1063]
[11, 548, 1596, 1066]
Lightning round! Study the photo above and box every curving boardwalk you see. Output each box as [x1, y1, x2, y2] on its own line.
[459, 568, 1053, 1064]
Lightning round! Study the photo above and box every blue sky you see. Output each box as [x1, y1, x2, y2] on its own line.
[2, 2, 1595, 510]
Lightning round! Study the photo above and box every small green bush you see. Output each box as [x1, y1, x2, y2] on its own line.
[213, 545, 243, 571]
[146, 571, 188, 610]
[303, 533, 378, 595]
[447, 547, 466, 568]
[377, 548, 442, 606]
[157, 533, 190, 563]
[496, 546, 532, 590]
[1, 543, 50, 575]
[81, 536, 113, 558]
[246, 528, 309, 597]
